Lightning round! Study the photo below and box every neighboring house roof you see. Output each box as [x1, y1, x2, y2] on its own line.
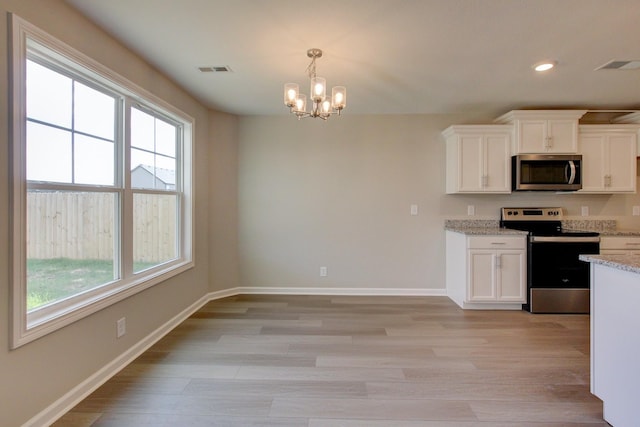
[132, 164, 175, 186]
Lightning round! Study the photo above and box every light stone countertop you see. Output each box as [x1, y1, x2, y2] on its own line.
[445, 218, 640, 237]
[579, 254, 640, 275]
[444, 220, 528, 236]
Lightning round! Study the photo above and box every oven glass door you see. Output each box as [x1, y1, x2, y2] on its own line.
[529, 241, 599, 288]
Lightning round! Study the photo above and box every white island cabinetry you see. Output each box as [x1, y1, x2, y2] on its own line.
[443, 125, 512, 194]
[446, 231, 526, 309]
[580, 254, 640, 427]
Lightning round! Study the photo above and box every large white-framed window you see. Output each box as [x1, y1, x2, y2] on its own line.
[9, 15, 194, 348]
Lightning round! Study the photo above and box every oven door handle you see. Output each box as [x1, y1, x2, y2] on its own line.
[565, 161, 577, 185]
[530, 236, 600, 243]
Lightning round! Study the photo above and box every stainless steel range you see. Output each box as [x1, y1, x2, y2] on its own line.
[500, 207, 600, 313]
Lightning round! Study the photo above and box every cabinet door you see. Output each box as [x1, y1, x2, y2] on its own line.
[518, 120, 546, 153]
[580, 132, 637, 193]
[458, 135, 484, 192]
[484, 134, 511, 192]
[497, 251, 526, 302]
[580, 134, 607, 191]
[547, 120, 578, 153]
[468, 251, 496, 301]
[607, 134, 636, 192]
[518, 119, 577, 153]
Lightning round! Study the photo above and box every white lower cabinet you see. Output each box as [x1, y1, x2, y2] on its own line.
[446, 232, 527, 309]
[600, 236, 640, 255]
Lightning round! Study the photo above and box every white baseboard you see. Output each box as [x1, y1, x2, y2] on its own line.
[229, 286, 447, 296]
[28, 286, 445, 426]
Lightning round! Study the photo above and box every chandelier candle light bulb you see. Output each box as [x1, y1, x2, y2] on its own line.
[284, 83, 299, 107]
[284, 48, 346, 120]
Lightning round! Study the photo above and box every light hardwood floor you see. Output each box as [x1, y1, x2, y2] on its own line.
[55, 295, 607, 426]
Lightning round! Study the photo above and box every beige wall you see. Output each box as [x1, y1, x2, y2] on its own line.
[0, 1, 228, 425]
[238, 115, 640, 290]
[209, 111, 240, 291]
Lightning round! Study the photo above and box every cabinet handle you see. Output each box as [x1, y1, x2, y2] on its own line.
[545, 136, 552, 149]
[495, 254, 502, 268]
[490, 242, 506, 245]
[625, 243, 640, 246]
[482, 175, 488, 187]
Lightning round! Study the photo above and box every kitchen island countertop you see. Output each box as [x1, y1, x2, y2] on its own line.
[579, 253, 640, 275]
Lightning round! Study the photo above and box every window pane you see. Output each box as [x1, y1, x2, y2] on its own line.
[26, 60, 72, 128]
[155, 118, 176, 157]
[155, 155, 176, 190]
[133, 193, 177, 272]
[131, 107, 154, 151]
[74, 134, 114, 185]
[26, 191, 118, 310]
[131, 148, 155, 189]
[74, 81, 116, 140]
[131, 151, 176, 190]
[27, 122, 72, 183]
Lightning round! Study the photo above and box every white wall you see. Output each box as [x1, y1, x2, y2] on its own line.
[0, 1, 229, 425]
[238, 115, 640, 291]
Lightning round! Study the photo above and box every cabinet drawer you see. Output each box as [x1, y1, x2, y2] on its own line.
[467, 236, 526, 249]
[600, 236, 640, 250]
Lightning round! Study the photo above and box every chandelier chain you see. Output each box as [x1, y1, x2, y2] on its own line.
[306, 55, 317, 79]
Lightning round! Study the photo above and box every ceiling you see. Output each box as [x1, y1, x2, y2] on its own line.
[64, 0, 640, 117]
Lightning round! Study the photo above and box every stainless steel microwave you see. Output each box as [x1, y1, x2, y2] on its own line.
[512, 154, 582, 191]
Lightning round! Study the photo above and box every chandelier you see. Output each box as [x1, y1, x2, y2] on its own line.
[283, 48, 346, 120]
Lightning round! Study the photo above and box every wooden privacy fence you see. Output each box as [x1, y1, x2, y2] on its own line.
[27, 191, 177, 262]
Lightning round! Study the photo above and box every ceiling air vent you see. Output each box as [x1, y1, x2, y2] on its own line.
[198, 66, 233, 73]
[596, 60, 640, 70]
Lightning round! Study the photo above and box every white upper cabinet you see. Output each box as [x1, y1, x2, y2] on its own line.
[443, 125, 512, 194]
[578, 125, 638, 193]
[495, 110, 587, 154]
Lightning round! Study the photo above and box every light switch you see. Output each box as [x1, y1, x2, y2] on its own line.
[467, 205, 475, 216]
[581, 206, 589, 217]
[410, 204, 418, 216]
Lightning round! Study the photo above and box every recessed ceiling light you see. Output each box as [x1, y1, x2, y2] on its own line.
[533, 61, 556, 72]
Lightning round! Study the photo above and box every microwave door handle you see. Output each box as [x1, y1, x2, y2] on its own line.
[567, 160, 576, 184]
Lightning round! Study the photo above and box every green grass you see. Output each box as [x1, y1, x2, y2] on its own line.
[27, 258, 156, 310]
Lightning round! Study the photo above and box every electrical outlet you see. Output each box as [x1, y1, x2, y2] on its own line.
[467, 205, 475, 216]
[410, 204, 418, 216]
[581, 206, 589, 217]
[633, 206, 640, 216]
[116, 317, 126, 338]
[320, 266, 328, 277]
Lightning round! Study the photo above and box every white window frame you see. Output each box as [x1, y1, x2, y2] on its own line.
[9, 15, 194, 348]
